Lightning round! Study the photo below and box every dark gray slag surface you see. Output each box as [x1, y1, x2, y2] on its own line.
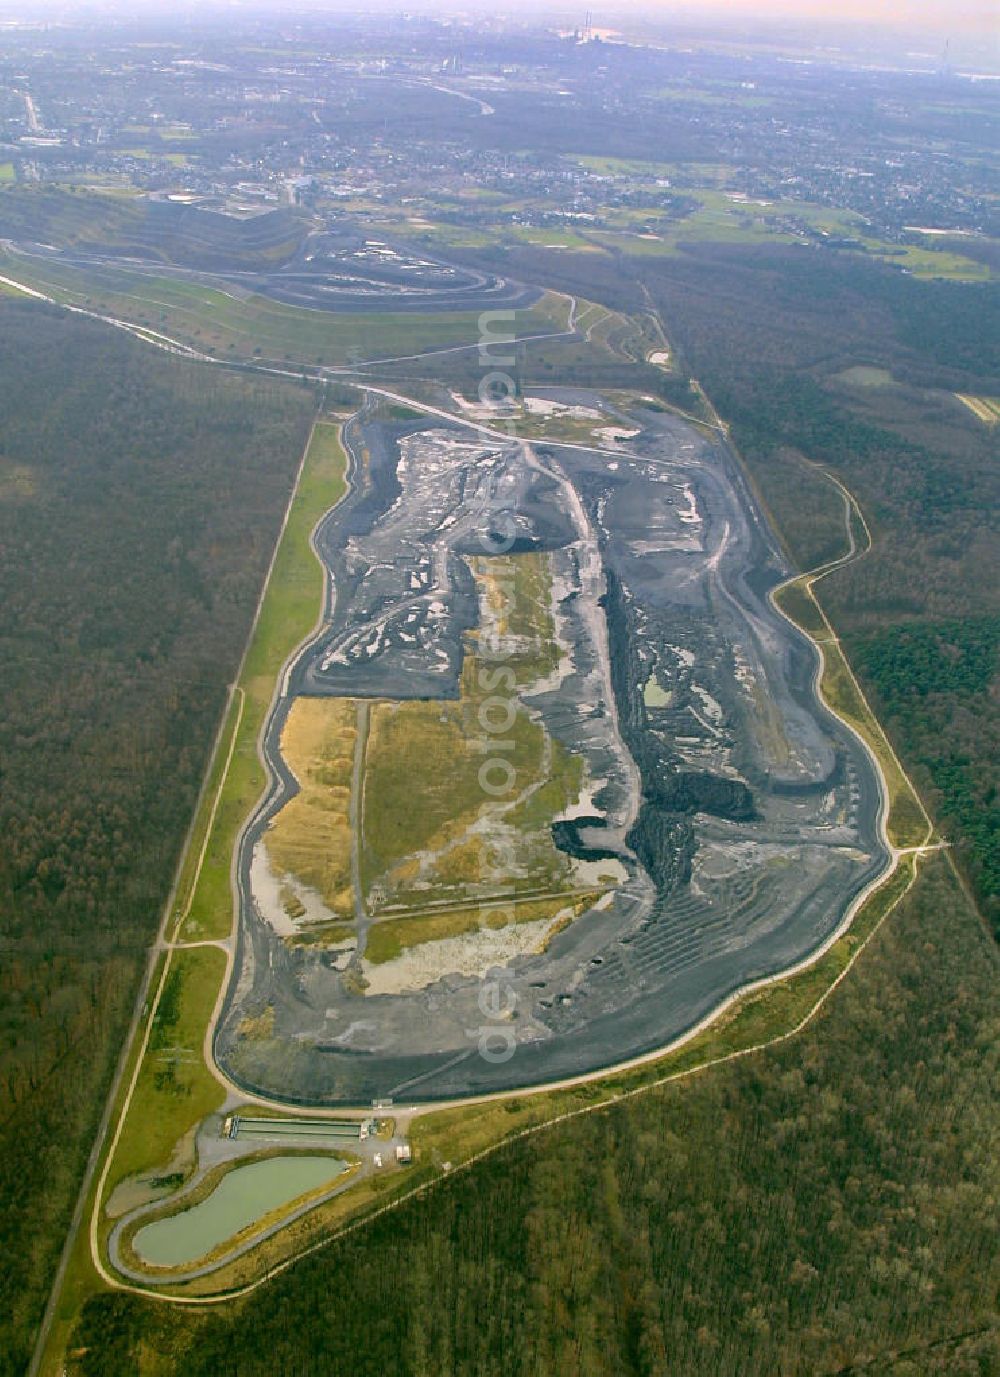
[215, 401, 888, 1104]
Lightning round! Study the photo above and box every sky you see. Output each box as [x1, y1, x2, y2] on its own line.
[2, 0, 997, 45]
[630, 0, 996, 32]
[745, 0, 981, 19]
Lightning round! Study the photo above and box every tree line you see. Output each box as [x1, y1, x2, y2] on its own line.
[0, 300, 314, 1371]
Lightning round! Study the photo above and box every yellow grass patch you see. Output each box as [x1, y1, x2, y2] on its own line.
[263, 697, 356, 918]
[366, 892, 597, 965]
[956, 393, 1000, 425]
[361, 553, 590, 935]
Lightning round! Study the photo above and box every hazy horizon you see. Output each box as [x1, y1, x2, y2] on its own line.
[0, 0, 996, 70]
[0, 0, 995, 25]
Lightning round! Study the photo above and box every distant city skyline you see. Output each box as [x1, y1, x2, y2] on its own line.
[0, 0, 997, 62]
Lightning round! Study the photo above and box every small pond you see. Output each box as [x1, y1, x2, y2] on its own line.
[133, 1154, 347, 1267]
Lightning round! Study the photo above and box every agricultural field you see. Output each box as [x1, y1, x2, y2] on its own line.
[830, 364, 896, 389]
[956, 392, 1000, 424]
[423, 162, 994, 281]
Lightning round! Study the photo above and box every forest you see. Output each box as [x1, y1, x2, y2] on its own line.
[0, 301, 315, 1372]
[853, 614, 999, 894]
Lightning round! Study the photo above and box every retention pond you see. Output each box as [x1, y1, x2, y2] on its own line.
[133, 1155, 347, 1268]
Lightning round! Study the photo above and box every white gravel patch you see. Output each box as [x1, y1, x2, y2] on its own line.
[251, 840, 347, 939]
[362, 913, 568, 995]
[594, 425, 640, 443]
[523, 397, 602, 419]
[572, 857, 627, 887]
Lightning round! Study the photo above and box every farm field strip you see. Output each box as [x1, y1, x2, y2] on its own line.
[956, 392, 1000, 424]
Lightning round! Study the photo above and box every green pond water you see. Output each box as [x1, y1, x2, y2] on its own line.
[133, 1155, 347, 1267]
[643, 678, 672, 709]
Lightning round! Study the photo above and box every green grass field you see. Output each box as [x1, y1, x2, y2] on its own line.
[363, 894, 589, 966]
[860, 236, 990, 281]
[361, 661, 578, 916]
[105, 946, 228, 1191]
[513, 171, 994, 280]
[0, 184, 144, 244]
[0, 250, 571, 365]
[831, 364, 896, 389]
